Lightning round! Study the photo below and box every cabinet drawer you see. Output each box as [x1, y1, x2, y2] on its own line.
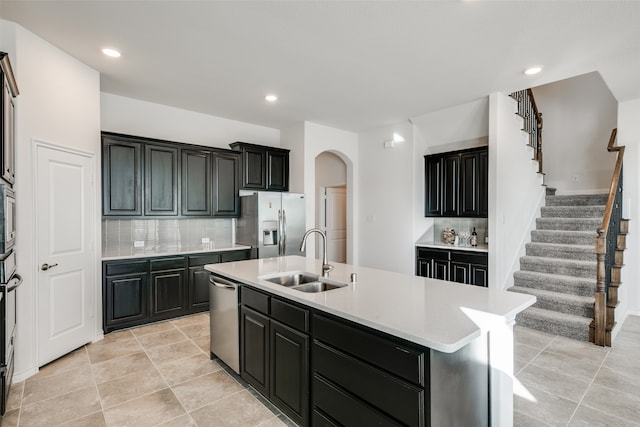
[105, 260, 147, 276]
[271, 298, 309, 333]
[313, 341, 424, 427]
[220, 250, 251, 263]
[188, 253, 220, 267]
[313, 314, 425, 386]
[417, 248, 449, 261]
[241, 286, 270, 315]
[451, 250, 487, 266]
[312, 375, 398, 427]
[150, 257, 185, 271]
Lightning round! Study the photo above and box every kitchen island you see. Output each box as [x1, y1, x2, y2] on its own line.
[205, 256, 535, 427]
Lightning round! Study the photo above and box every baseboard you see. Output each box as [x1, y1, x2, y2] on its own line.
[13, 366, 38, 383]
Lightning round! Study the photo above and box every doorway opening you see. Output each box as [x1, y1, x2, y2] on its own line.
[315, 152, 347, 263]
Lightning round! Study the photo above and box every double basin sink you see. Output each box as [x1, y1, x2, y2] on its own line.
[259, 271, 348, 293]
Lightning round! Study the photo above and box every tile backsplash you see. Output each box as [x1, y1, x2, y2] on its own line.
[102, 218, 233, 254]
[432, 218, 488, 244]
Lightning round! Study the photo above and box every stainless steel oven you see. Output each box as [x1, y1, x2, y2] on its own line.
[0, 250, 21, 415]
[0, 185, 15, 255]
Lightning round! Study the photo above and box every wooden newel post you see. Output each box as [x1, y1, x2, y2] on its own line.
[594, 229, 607, 346]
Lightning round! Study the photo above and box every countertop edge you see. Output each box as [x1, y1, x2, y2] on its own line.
[415, 242, 489, 253]
[102, 245, 253, 261]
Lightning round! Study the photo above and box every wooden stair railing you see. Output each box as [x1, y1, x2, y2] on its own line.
[592, 128, 625, 346]
[510, 88, 544, 174]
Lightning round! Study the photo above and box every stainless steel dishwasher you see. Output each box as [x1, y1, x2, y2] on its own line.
[209, 273, 240, 374]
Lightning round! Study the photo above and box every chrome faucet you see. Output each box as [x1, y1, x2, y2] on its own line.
[300, 228, 334, 277]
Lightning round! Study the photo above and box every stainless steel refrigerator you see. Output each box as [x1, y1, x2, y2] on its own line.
[236, 192, 306, 258]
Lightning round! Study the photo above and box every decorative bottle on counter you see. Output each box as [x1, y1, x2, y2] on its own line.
[470, 227, 478, 247]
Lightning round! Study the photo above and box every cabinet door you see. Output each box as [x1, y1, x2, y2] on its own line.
[266, 150, 289, 192]
[241, 306, 270, 396]
[188, 266, 211, 312]
[181, 149, 211, 216]
[470, 264, 488, 287]
[478, 149, 489, 217]
[145, 144, 179, 216]
[442, 154, 459, 216]
[459, 152, 479, 216]
[149, 269, 186, 318]
[104, 273, 147, 330]
[270, 320, 309, 426]
[416, 258, 431, 278]
[102, 137, 143, 216]
[451, 262, 470, 284]
[424, 155, 442, 216]
[433, 259, 450, 280]
[2, 79, 15, 185]
[212, 151, 240, 217]
[241, 146, 266, 190]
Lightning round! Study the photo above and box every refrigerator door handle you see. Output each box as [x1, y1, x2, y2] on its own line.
[278, 209, 283, 256]
[282, 209, 287, 256]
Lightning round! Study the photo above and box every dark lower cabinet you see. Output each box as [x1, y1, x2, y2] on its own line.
[240, 286, 309, 426]
[103, 249, 253, 333]
[270, 320, 309, 426]
[416, 247, 488, 287]
[241, 306, 270, 396]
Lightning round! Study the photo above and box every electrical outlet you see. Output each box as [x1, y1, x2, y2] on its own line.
[133, 241, 144, 248]
[571, 174, 580, 182]
[201, 237, 210, 244]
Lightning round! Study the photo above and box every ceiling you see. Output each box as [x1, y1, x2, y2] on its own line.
[1, 1, 639, 132]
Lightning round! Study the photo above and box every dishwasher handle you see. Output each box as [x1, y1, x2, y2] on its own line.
[209, 275, 237, 290]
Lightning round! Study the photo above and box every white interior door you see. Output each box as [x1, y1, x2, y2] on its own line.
[36, 142, 95, 366]
[324, 187, 347, 263]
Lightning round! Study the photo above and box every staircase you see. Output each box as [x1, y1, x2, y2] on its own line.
[509, 189, 608, 341]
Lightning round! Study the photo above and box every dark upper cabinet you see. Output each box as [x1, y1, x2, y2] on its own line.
[102, 136, 143, 216]
[424, 147, 488, 218]
[181, 149, 211, 216]
[145, 144, 179, 216]
[102, 132, 241, 218]
[212, 151, 241, 217]
[230, 142, 290, 192]
[0, 52, 18, 187]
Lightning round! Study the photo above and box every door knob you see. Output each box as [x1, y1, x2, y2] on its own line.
[41, 263, 59, 271]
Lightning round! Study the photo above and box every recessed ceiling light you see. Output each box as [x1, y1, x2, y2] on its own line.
[265, 94, 278, 102]
[102, 48, 121, 58]
[524, 66, 542, 75]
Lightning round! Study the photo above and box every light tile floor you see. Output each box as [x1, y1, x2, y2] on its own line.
[2, 313, 294, 427]
[3, 313, 639, 426]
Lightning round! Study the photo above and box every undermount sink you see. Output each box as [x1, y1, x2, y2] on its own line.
[260, 271, 348, 293]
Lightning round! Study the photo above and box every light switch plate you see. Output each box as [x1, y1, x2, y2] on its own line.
[134, 241, 144, 248]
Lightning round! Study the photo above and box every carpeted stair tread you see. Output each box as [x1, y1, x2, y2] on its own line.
[516, 307, 591, 341]
[545, 194, 609, 206]
[536, 217, 601, 232]
[509, 286, 594, 317]
[513, 270, 595, 296]
[541, 205, 605, 218]
[531, 230, 596, 245]
[525, 242, 595, 261]
[520, 256, 596, 278]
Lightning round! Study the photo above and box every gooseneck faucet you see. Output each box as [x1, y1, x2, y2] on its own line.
[300, 228, 334, 277]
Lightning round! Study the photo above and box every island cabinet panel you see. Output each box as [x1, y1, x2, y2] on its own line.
[241, 306, 270, 397]
[102, 137, 143, 216]
[239, 286, 310, 426]
[144, 144, 179, 216]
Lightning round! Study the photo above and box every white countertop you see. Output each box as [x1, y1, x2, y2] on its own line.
[205, 256, 534, 353]
[416, 241, 489, 253]
[102, 244, 252, 261]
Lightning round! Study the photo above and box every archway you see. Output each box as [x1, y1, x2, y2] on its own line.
[315, 151, 348, 263]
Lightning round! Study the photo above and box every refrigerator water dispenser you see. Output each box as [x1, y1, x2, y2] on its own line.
[262, 221, 278, 246]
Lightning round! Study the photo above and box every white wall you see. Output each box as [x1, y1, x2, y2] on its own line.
[282, 122, 358, 264]
[315, 152, 347, 188]
[489, 92, 545, 290]
[618, 98, 640, 321]
[358, 122, 414, 274]
[101, 93, 280, 149]
[2, 21, 102, 380]
[532, 72, 617, 194]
